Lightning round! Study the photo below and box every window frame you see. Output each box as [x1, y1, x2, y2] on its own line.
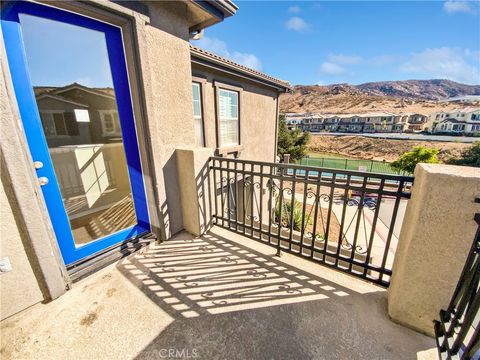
[39, 110, 68, 137]
[99, 109, 121, 137]
[214, 81, 243, 154]
[192, 78, 206, 147]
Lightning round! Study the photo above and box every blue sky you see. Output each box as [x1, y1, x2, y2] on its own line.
[20, 14, 113, 88]
[193, 1, 480, 85]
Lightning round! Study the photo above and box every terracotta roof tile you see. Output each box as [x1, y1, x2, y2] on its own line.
[190, 45, 291, 91]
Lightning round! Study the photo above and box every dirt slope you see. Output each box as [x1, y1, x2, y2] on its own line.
[308, 135, 472, 162]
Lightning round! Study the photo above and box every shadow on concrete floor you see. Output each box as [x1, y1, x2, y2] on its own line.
[117, 227, 435, 360]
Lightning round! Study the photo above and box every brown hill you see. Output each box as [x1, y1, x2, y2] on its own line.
[357, 79, 480, 100]
[280, 80, 480, 115]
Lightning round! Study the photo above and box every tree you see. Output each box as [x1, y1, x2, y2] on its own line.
[277, 114, 310, 162]
[390, 146, 439, 174]
[447, 142, 480, 168]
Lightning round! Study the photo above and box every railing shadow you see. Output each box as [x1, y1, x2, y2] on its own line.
[117, 228, 434, 360]
[117, 229, 355, 319]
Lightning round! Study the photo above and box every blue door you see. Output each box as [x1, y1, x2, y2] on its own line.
[2, 2, 150, 265]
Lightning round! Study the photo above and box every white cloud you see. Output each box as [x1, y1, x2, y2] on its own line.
[443, 1, 477, 14]
[400, 47, 480, 84]
[319, 52, 398, 78]
[231, 52, 263, 71]
[327, 53, 363, 65]
[320, 62, 346, 75]
[288, 5, 301, 13]
[195, 37, 228, 56]
[371, 54, 397, 65]
[285, 17, 310, 32]
[193, 36, 262, 71]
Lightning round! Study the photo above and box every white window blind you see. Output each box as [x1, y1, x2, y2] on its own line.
[192, 83, 204, 146]
[218, 89, 239, 147]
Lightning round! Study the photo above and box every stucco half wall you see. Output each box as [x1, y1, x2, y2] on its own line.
[388, 163, 480, 336]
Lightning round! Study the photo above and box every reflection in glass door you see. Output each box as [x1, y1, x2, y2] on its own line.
[2, 2, 150, 265]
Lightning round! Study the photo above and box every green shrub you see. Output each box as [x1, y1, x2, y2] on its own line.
[391, 146, 439, 174]
[274, 197, 310, 231]
[277, 114, 311, 163]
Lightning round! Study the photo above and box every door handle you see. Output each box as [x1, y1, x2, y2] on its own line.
[38, 177, 49, 186]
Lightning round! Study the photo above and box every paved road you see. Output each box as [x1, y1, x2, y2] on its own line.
[311, 132, 479, 143]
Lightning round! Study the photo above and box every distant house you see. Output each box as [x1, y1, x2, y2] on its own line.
[323, 115, 341, 132]
[295, 114, 325, 132]
[359, 112, 396, 133]
[406, 113, 428, 132]
[433, 118, 468, 134]
[431, 107, 480, 135]
[337, 115, 364, 133]
[285, 118, 302, 130]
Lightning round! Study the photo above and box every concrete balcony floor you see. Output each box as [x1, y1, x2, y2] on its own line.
[1, 226, 437, 360]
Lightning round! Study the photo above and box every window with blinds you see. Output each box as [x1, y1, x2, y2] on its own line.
[192, 82, 204, 146]
[218, 89, 239, 147]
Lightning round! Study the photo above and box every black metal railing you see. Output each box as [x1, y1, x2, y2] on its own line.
[434, 213, 480, 360]
[208, 157, 414, 287]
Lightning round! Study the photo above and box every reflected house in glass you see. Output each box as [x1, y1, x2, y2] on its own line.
[34, 83, 133, 245]
[34, 83, 120, 147]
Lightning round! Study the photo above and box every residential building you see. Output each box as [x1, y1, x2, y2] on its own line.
[298, 114, 325, 132]
[323, 115, 341, 131]
[337, 115, 364, 133]
[406, 113, 429, 132]
[292, 109, 479, 135]
[431, 108, 480, 135]
[359, 112, 397, 133]
[434, 118, 467, 134]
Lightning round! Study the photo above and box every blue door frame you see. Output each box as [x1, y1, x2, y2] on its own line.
[1, 1, 150, 265]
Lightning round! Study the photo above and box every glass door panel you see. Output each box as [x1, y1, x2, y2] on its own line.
[20, 14, 136, 246]
[2, 2, 150, 264]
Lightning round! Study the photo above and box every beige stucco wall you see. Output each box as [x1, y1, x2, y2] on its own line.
[388, 163, 480, 336]
[136, 1, 197, 237]
[1, 37, 68, 319]
[0, 168, 45, 320]
[192, 64, 279, 163]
